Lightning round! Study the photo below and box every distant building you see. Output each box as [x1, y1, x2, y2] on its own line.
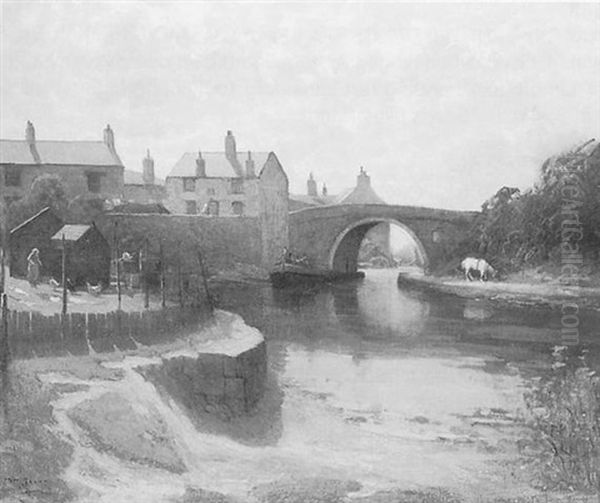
[290, 167, 391, 260]
[289, 167, 385, 210]
[0, 121, 125, 205]
[123, 150, 167, 204]
[164, 130, 287, 218]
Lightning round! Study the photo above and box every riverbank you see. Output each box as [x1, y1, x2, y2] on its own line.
[0, 310, 267, 503]
[397, 270, 600, 310]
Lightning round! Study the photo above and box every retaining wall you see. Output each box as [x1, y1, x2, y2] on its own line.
[146, 340, 267, 417]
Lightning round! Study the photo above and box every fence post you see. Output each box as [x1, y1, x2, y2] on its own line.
[197, 249, 214, 313]
[114, 221, 122, 311]
[1, 293, 10, 432]
[160, 242, 166, 309]
[61, 234, 68, 315]
[143, 239, 149, 309]
[178, 263, 183, 307]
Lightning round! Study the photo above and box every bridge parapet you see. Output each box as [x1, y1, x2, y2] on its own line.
[289, 204, 479, 274]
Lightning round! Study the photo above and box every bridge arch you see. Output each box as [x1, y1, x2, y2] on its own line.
[328, 217, 429, 273]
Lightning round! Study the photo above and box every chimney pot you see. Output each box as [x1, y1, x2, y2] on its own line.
[103, 124, 115, 151]
[307, 172, 317, 197]
[142, 149, 155, 185]
[195, 150, 206, 177]
[25, 121, 36, 145]
[245, 150, 256, 178]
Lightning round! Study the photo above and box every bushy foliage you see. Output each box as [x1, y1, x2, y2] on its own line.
[8, 174, 68, 228]
[524, 347, 600, 493]
[464, 140, 600, 273]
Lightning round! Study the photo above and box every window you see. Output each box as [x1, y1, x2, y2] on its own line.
[231, 201, 244, 215]
[207, 200, 219, 216]
[183, 178, 196, 192]
[207, 188, 216, 196]
[185, 200, 197, 215]
[5, 167, 21, 187]
[231, 179, 244, 194]
[86, 172, 102, 193]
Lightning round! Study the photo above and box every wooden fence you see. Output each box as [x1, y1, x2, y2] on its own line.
[4, 306, 212, 359]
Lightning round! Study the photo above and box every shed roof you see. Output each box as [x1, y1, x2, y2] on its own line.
[167, 151, 269, 178]
[0, 139, 123, 166]
[10, 207, 59, 234]
[51, 224, 92, 242]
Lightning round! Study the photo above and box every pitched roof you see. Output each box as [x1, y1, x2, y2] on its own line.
[10, 207, 60, 234]
[0, 140, 33, 164]
[336, 184, 386, 205]
[51, 224, 92, 242]
[124, 169, 165, 185]
[167, 151, 270, 178]
[0, 140, 123, 167]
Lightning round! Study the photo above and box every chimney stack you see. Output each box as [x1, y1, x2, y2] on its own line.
[142, 149, 155, 185]
[224, 130, 243, 176]
[245, 151, 256, 178]
[103, 124, 115, 152]
[195, 151, 206, 177]
[307, 172, 317, 197]
[25, 121, 36, 145]
[25, 121, 41, 163]
[357, 166, 370, 189]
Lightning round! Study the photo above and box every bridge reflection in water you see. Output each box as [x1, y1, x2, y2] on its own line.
[205, 269, 600, 495]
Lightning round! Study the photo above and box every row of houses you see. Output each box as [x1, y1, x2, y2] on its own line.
[1, 122, 288, 218]
[1, 121, 388, 284]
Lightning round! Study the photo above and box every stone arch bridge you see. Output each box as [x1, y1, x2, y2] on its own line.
[289, 204, 479, 274]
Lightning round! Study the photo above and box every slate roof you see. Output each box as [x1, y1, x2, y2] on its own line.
[167, 151, 270, 178]
[0, 140, 123, 167]
[124, 169, 165, 185]
[51, 224, 92, 242]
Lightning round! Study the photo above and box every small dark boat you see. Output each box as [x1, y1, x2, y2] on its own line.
[270, 264, 365, 288]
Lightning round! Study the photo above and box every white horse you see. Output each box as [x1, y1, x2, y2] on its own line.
[460, 257, 497, 282]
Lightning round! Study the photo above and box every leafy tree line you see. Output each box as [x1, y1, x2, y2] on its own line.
[8, 174, 106, 229]
[461, 139, 600, 274]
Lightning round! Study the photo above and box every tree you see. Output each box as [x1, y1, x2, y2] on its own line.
[8, 175, 69, 229]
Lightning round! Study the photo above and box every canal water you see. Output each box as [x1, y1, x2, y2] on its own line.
[210, 268, 600, 498]
[38, 269, 600, 501]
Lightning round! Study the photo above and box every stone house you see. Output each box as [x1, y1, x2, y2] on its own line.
[0, 122, 125, 206]
[164, 131, 286, 218]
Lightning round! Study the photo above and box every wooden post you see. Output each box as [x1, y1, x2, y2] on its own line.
[177, 262, 183, 307]
[197, 250, 214, 313]
[0, 165, 8, 295]
[61, 234, 68, 315]
[160, 242, 166, 308]
[1, 293, 10, 432]
[114, 222, 122, 311]
[143, 239, 149, 309]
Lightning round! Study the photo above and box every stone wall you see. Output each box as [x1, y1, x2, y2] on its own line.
[151, 340, 267, 416]
[95, 213, 264, 274]
[258, 154, 289, 269]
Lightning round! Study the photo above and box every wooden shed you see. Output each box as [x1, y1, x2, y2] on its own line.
[50, 224, 111, 287]
[10, 207, 64, 278]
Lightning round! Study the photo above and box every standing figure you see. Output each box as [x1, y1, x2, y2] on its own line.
[27, 248, 42, 287]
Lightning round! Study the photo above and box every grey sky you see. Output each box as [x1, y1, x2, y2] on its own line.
[1, 2, 599, 210]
